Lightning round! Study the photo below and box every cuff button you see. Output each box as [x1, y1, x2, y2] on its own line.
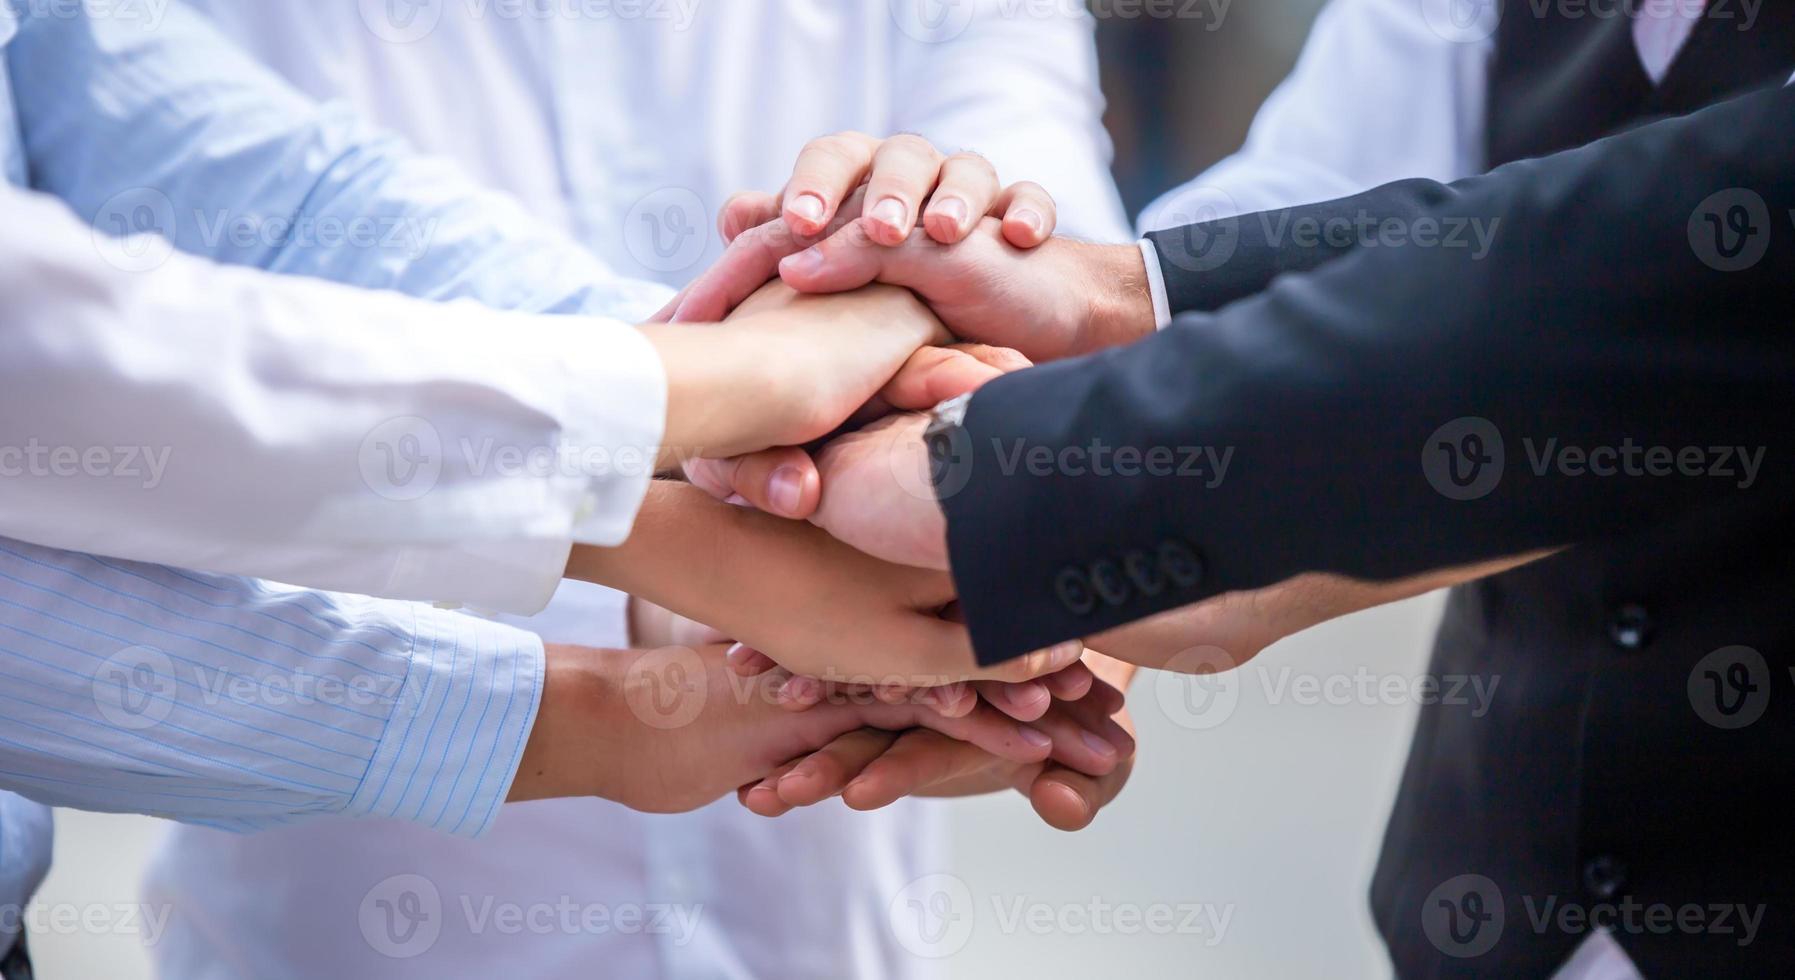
[1054, 567, 1098, 616]
[1158, 540, 1205, 589]
[1090, 559, 1132, 606]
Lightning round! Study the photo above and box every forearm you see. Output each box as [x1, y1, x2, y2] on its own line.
[564, 482, 746, 621]
[1090, 553, 1554, 672]
[508, 644, 625, 803]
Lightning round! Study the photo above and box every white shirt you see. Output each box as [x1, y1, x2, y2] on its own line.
[1140, 1, 1739, 976]
[0, 188, 666, 615]
[146, 5, 1132, 980]
[1, 4, 678, 618]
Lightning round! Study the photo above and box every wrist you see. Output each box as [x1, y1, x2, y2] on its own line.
[566, 483, 758, 624]
[1071, 241, 1160, 357]
[640, 324, 779, 468]
[508, 643, 624, 803]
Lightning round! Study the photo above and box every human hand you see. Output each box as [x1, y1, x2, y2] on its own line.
[509, 643, 1076, 814]
[726, 130, 1058, 250]
[693, 411, 948, 571]
[725, 630, 1097, 728]
[640, 282, 951, 467]
[681, 322, 1029, 520]
[739, 652, 1140, 831]
[670, 214, 1155, 364]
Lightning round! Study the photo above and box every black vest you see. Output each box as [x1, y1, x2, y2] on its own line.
[1369, 7, 1795, 977]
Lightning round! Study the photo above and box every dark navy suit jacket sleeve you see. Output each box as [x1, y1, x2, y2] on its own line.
[948, 83, 1795, 664]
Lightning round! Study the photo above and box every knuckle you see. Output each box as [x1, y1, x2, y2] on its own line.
[944, 152, 996, 177]
[879, 133, 942, 161]
[800, 136, 870, 174]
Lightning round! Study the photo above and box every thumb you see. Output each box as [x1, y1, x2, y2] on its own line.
[879, 343, 1033, 411]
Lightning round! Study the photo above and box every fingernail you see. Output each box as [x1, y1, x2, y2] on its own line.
[932, 196, 968, 228]
[1012, 208, 1044, 234]
[780, 675, 821, 704]
[871, 197, 908, 231]
[1081, 731, 1117, 757]
[1010, 685, 1048, 711]
[782, 764, 814, 783]
[725, 643, 754, 667]
[768, 466, 805, 517]
[1019, 726, 1052, 749]
[780, 247, 824, 277]
[789, 193, 826, 227]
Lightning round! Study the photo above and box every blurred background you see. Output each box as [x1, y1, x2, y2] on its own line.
[24, 3, 1465, 978]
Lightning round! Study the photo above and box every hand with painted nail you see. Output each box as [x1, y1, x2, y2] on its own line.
[509, 643, 1065, 814]
[669, 214, 1156, 365]
[738, 653, 1140, 831]
[726, 636, 1101, 736]
[654, 130, 1062, 329]
[739, 131, 1056, 250]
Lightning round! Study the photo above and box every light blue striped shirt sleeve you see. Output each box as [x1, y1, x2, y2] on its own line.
[4, 1, 671, 320]
[0, 537, 543, 838]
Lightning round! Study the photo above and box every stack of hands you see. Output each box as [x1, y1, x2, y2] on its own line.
[520, 133, 1536, 830]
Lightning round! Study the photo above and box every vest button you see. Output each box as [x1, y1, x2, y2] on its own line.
[1581, 854, 1629, 900]
[1054, 567, 1098, 617]
[1607, 603, 1654, 650]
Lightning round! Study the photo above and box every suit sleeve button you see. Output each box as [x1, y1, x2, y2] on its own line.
[1123, 550, 1166, 597]
[1157, 540, 1205, 588]
[1054, 567, 1098, 616]
[1089, 559, 1132, 606]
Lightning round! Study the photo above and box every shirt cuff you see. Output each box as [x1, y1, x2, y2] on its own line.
[345, 605, 545, 838]
[1137, 239, 1174, 331]
[536, 318, 668, 548]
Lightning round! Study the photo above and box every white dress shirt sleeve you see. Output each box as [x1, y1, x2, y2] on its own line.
[0, 187, 663, 615]
[1137, 0, 1493, 234]
[0, 536, 543, 837]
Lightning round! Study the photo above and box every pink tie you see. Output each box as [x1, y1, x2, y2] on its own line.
[1632, 0, 1709, 84]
